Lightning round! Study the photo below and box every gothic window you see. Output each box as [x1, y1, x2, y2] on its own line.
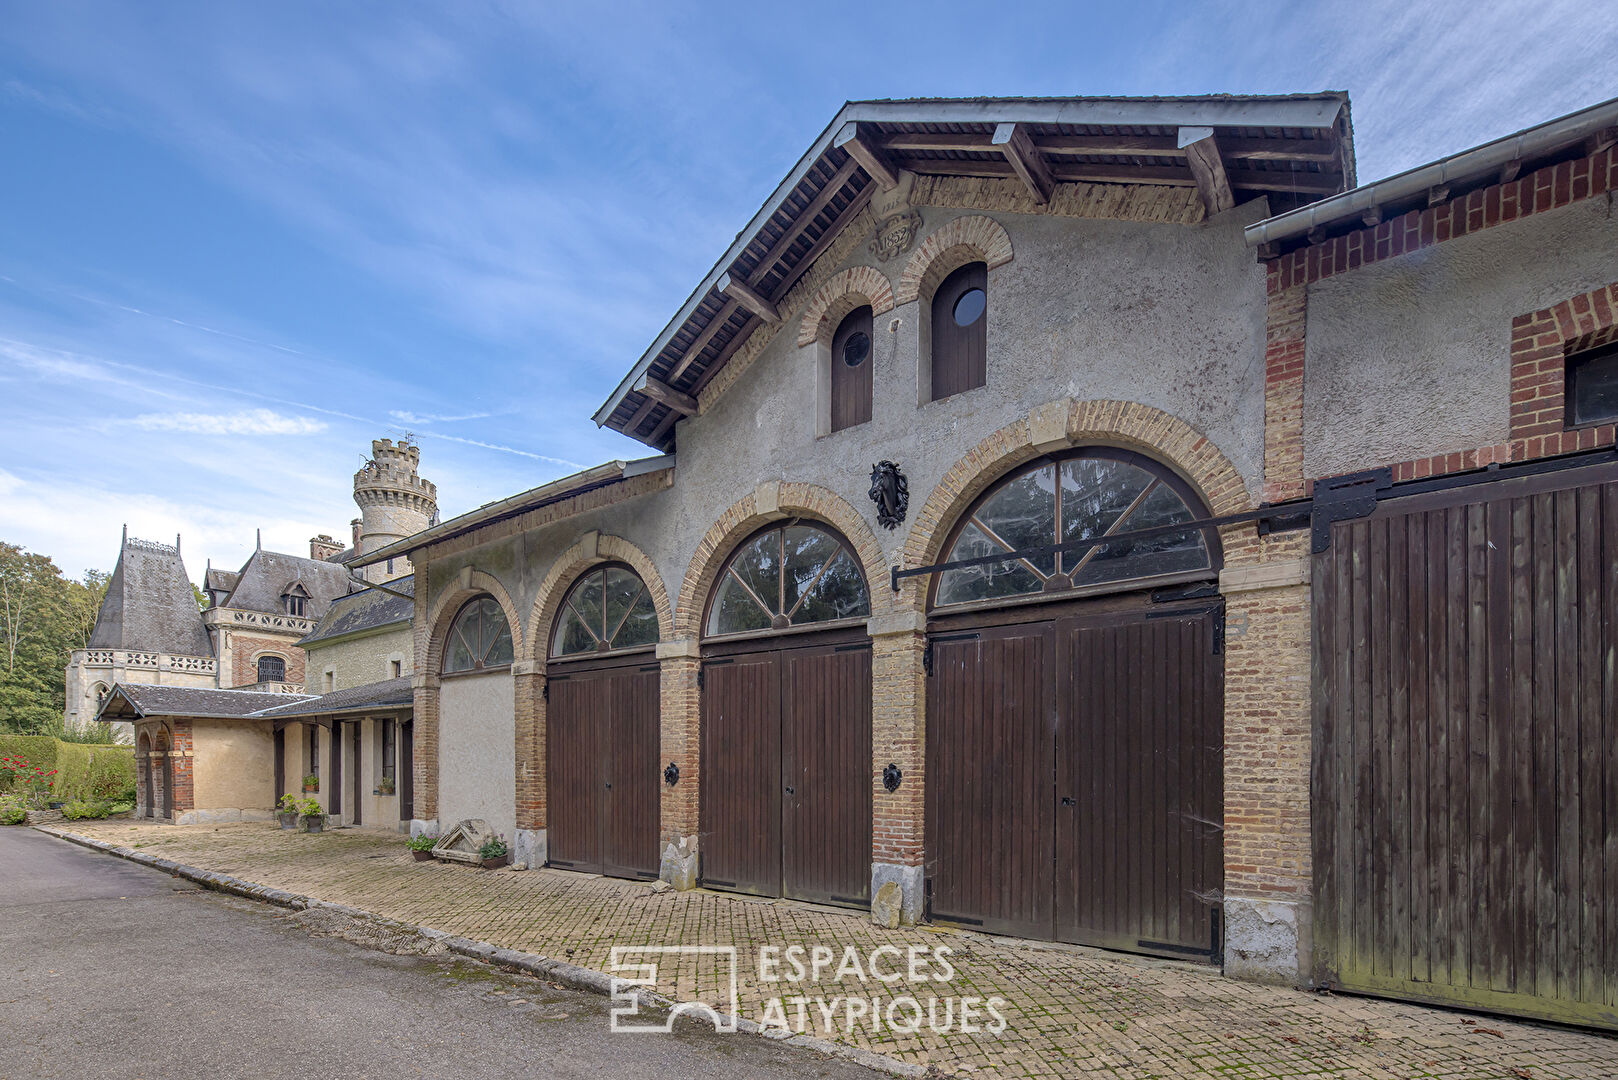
[551, 564, 660, 657]
[441, 595, 515, 674]
[257, 655, 287, 683]
[929, 262, 987, 401]
[706, 521, 870, 637]
[933, 450, 1219, 607]
[830, 305, 873, 432]
[282, 582, 311, 617]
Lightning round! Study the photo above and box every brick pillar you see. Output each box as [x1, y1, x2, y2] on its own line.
[412, 674, 440, 832]
[170, 719, 195, 822]
[868, 612, 926, 925]
[511, 663, 546, 868]
[1262, 279, 1308, 504]
[1219, 545, 1313, 984]
[655, 638, 700, 888]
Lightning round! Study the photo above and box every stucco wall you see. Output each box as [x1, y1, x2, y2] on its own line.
[1302, 196, 1618, 479]
[192, 718, 275, 811]
[438, 671, 515, 839]
[305, 626, 412, 693]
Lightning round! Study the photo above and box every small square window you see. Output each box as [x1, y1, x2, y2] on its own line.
[1565, 340, 1618, 428]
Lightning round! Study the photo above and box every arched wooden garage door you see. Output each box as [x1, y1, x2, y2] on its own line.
[545, 564, 662, 879]
[700, 520, 873, 908]
[926, 449, 1225, 958]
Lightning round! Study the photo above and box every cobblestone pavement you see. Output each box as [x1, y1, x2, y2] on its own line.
[55, 821, 1618, 1080]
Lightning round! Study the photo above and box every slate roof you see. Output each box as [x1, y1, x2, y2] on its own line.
[88, 537, 213, 657]
[298, 576, 414, 647]
[96, 684, 313, 721]
[221, 549, 358, 618]
[203, 568, 240, 594]
[252, 677, 414, 719]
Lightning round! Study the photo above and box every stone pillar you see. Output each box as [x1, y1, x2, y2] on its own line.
[868, 611, 926, 926]
[411, 673, 440, 836]
[511, 662, 546, 868]
[1219, 550, 1313, 984]
[656, 638, 700, 889]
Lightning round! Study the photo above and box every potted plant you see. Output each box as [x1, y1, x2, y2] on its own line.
[406, 833, 437, 861]
[299, 797, 325, 833]
[477, 834, 509, 870]
[302, 774, 319, 794]
[376, 776, 396, 797]
[276, 793, 300, 830]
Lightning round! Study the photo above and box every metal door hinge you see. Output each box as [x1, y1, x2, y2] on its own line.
[697, 667, 704, 691]
[922, 642, 933, 676]
[1212, 612, 1225, 656]
[540, 681, 548, 702]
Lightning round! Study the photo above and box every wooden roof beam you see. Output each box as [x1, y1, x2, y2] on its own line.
[717, 272, 780, 323]
[834, 122, 900, 191]
[633, 374, 698, 416]
[879, 132, 1340, 162]
[992, 122, 1054, 204]
[1179, 127, 1234, 217]
[666, 296, 739, 385]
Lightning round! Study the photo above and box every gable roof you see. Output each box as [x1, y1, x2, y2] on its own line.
[220, 548, 357, 618]
[97, 683, 313, 721]
[88, 536, 212, 657]
[298, 575, 415, 648]
[593, 94, 1354, 451]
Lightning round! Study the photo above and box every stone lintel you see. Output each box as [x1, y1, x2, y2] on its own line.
[1027, 399, 1070, 452]
[1220, 557, 1309, 594]
[753, 480, 781, 515]
[866, 611, 925, 638]
[510, 660, 539, 676]
[655, 637, 700, 660]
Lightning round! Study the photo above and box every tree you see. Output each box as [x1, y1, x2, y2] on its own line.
[66, 569, 110, 651]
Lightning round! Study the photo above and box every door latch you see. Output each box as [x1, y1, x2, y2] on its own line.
[784, 785, 795, 795]
[1061, 796, 1076, 806]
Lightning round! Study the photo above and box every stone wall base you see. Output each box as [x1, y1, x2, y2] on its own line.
[1224, 896, 1311, 986]
[870, 863, 923, 926]
[410, 818, 439, 839]
[174, 808, 275, 826]
[660, 834, 698, 890]
[512, 828, 546, 870]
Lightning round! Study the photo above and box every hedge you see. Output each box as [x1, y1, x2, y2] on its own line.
[0, 735, 135, 803]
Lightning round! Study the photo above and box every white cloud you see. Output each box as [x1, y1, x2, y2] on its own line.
[130, 408, 328, 436]
[388, 409, 495, 424]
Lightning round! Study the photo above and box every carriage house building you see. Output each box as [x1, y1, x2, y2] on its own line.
[351, 93, 1618, 1031]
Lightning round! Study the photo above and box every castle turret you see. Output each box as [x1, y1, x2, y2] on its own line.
[353, 438, 436, 582]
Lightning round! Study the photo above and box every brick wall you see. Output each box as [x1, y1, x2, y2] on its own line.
[229, 633, 305, 688]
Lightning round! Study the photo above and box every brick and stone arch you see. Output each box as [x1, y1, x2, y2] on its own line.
[796, 266, 896, 348]
[894, 215, 1014, 307]
[524, 533, 673, 663]
[421, 569, 525, 676]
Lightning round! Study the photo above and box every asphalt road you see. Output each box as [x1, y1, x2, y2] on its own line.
[0, 827, 879, 1080]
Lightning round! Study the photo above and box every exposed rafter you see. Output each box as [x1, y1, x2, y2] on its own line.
[633, 375, 698, 416]
[1178, 127, 1234, 217]
[878, 132, 1340, 162]
[992, 122, 1054, 204]
[717, 272, 780, 323]
[892, 155, 1342, 194]
[666, 297, 738, 385]
[834, 122, 899, 190]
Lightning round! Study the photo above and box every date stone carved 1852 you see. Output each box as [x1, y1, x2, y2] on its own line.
[869, 461, 909, 531]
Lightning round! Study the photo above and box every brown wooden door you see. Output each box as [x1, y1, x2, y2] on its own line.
[329, 723, 341, 817]
[273, 728, 284, 803]
[1056, 608, 1224, 959]
[1313, 463, 1618, 1031]
[930, 261, 987, 400]
[546, 658, 661, 879]
[926, 624, 1056, 938]
[700, 652, 782, 896]
[830, 305, 873, 432]
[400, 720, 414, 822]
[702, 638, 872, 904]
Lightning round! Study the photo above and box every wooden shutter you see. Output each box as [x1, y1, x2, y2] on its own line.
[930, 262, 987, 400]
[830, 306, 873, 432]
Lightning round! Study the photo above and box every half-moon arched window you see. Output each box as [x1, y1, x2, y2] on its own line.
[706, 521, 870, 637]
[551, 564, 660, 657]
[933, 450, 1218, 607]
[442, 595, 514, 673]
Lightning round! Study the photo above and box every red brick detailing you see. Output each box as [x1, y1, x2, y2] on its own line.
[894, 215, 1014, 306]
[1262, 284, 1308, 503]
[871, 629, 925, 867]
[797, 266, 896, 348]
[169, 719, 194, 813]
[658, 654, 700, 849]
[1266, 144, 1618, 293]
[421, 570, 526, 677]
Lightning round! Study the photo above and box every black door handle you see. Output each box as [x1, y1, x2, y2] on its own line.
[605, 782, 613, 789]
[1061, 796, 1075, 806]
[784, 785, 795, 795]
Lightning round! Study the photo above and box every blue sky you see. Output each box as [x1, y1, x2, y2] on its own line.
[2, 1, 1615, 580]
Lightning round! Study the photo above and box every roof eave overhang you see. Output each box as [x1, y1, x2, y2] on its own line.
[349, 455, 674, 568]
[1246, 94, 1618, 249]
[594, 93, 1353, 439]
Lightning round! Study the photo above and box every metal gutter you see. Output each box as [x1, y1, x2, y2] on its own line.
[1245, 95, 1618, 248]
[348, 455, 674, 568]
[593, 94, 1352, 431]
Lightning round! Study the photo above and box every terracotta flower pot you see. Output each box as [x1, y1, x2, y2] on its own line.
[412, 849, 435, 862]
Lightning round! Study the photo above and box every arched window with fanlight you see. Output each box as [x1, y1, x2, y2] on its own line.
[829, 305, 873, 432]
[706, 521, 870, 638]
[932, 449, 1220, 608]
[441, 595, 515, 674]
[551, 564, 660, 657]
[929, 262, 987, 401]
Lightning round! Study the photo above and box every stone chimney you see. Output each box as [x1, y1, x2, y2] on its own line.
[309, 534, 342, 562]
[351, 518, 363, 551]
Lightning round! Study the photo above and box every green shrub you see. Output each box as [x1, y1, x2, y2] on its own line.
[0, 736, 134, 803]
[62, 800, 109, 820]
[277, 793, 300, 813]
[406, 833, 437, 851]
[105, 800, 134, 815]
[298, 798, 322, 818]
[477, 835, 508, 860]
[0, 795, 24, 825]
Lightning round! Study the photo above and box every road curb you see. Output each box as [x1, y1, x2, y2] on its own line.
[33, 826, 925, 1078]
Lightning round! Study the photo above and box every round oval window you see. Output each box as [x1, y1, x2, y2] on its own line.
[842, 330, 870, 368]
[952, 287, 986, 327]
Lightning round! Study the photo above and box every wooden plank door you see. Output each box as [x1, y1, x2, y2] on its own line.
[700, 653, 782, 895]
[329, 724, 341, 818]
[781, 644, 872, 906]
[350, 722, 362, 826]
[400, 721, 414, 822]
[601, 665, 662, 879]
[273, 728, 285, 802]
[547, 672, 602, 871]
[926, 624, 1056, 937]
[1314, 467, 1618, 1031]
[1056, 609, 1223, 959]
